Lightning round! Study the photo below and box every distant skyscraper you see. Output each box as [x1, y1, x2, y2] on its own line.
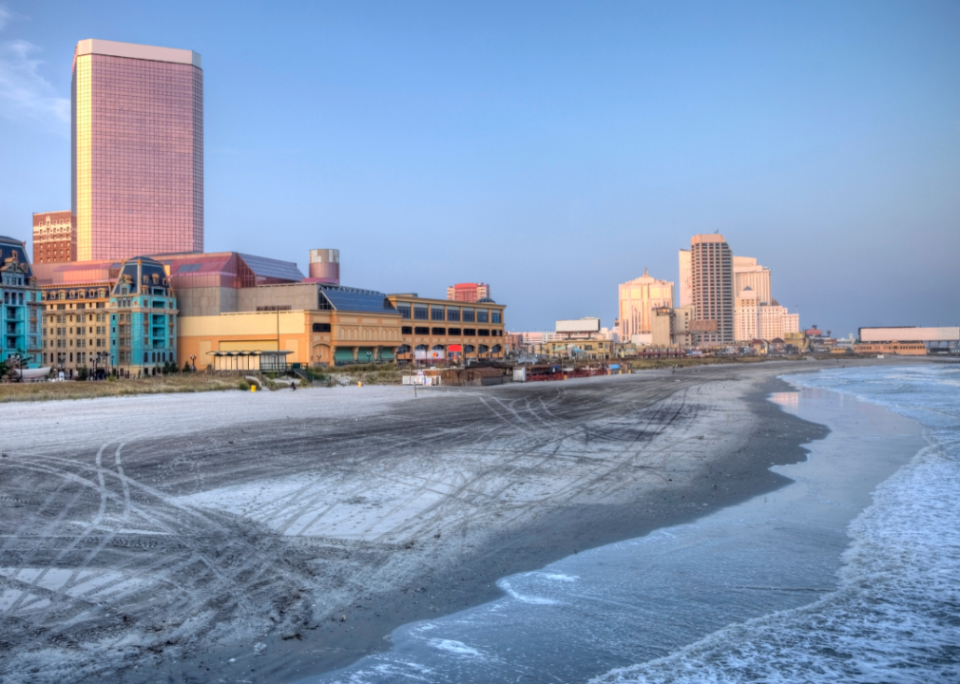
[618, 270, 675, 339]
[678, 249, 692, 307]
[690, 234, 733, 345]
[732, 256, 772, 304]
[447, 282, 491, 302]
[72, 39, 203, 261]
[32, 211, 76, 264]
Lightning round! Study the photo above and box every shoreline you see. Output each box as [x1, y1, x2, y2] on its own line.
[213, 370, 836, 682]
[0, 359, 936, 684]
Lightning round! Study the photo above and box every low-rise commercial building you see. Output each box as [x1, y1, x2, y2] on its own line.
[853, 342, 927, 356]
[541, 338, 612, 359]
[387, 294, 506, 362]
[178, 282, 404, 369]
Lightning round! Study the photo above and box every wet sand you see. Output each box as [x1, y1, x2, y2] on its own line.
[0, 358, 930, 683]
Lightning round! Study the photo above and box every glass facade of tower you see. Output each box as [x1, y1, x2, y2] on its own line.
[73, 42, 203, 261]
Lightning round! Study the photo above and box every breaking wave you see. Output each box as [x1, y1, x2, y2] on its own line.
[591, 364, 960, 684]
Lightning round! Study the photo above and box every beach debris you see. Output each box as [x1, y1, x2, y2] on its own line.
[339, 614, 347, 622]
[280, 631, 301, 640]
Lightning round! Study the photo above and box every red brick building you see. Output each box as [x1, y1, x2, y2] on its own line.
[32, 211, 76, 264]
[446, 282, 491, 302]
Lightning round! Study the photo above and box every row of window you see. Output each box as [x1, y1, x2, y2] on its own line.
[42, 352, 110, 364]
[402, 327, 503, 337]
[394, 302, 502, 324]
[45, 326, 108, 336]
[46, 313, 108, 324]
[47, 339, 107, 348]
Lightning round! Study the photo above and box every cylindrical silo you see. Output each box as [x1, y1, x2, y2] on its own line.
[308, 249, 340, 284]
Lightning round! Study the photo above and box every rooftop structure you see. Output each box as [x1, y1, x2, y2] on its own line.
[73, 39, 203, 261]
[305, 249, 340, 284]
[446, 282, 491, 303]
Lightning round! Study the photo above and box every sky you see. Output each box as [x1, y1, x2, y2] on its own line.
[0, 0, 957, 335]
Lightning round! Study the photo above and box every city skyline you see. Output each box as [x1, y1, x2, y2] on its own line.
[1, 1, 958, 334]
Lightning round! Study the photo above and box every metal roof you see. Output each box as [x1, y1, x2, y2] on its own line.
[238, 253, 305, 282]
[318, 284, 400, 315]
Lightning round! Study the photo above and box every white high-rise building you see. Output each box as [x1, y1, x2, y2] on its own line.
[618, 270, 675, 340]
[691, 234, 734, 345]
[733, 256, 772, 305]
[735, 286, 799, 341]
[678, 249, 692, 307]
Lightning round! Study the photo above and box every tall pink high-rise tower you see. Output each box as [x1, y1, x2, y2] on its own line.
[72, 39, 203, 261]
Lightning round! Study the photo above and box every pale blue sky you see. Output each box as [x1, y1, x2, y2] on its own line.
[0, 1, 957, 334]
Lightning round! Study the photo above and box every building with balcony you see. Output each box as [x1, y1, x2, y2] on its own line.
[0, 236, 43, 367]
[39, 279, 111, 374]
[108, 257, 178, 375]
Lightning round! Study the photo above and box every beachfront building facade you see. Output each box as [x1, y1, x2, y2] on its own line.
[690, 234, 734, 346]
[618, 270, 675, 340]
[73, 39, 204, 260]
[39, 280, 111, 375]
[734, 287, 799, 342]
[0, 236, 43, 367]
[177, 282, 404, 369]
[732, 256, 771, 306]
[387, 294, 507, 363]
[32, 211, 76, 264]
[108, 257, 178, 375]
[678, 249, 692, 308]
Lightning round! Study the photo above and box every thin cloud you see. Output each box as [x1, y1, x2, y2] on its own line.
[0, 8, 70, 132]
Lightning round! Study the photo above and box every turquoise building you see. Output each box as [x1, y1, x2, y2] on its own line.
[0, 236, 43, 368]
[108, 257, 178, 376]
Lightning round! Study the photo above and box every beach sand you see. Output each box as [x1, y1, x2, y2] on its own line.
[0, 357, 933, 683]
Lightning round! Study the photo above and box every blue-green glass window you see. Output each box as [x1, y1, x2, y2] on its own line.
[492, 311, 501, 324]
[431, 306, 445, 321]
[462, 308, 475, 323]
[397, 303, 411, 319]
[414, 305, 428, 320]
[477, 309, 489, 323]
[447, 307, 460, 322]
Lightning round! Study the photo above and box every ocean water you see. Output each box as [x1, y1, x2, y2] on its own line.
[299, 365, 959, 684]
[596, 364, 960, 684]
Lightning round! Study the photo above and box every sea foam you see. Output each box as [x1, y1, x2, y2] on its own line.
[591, 364, 960, 684]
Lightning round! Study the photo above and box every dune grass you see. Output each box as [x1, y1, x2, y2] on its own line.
[0, 374, 246, 403]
